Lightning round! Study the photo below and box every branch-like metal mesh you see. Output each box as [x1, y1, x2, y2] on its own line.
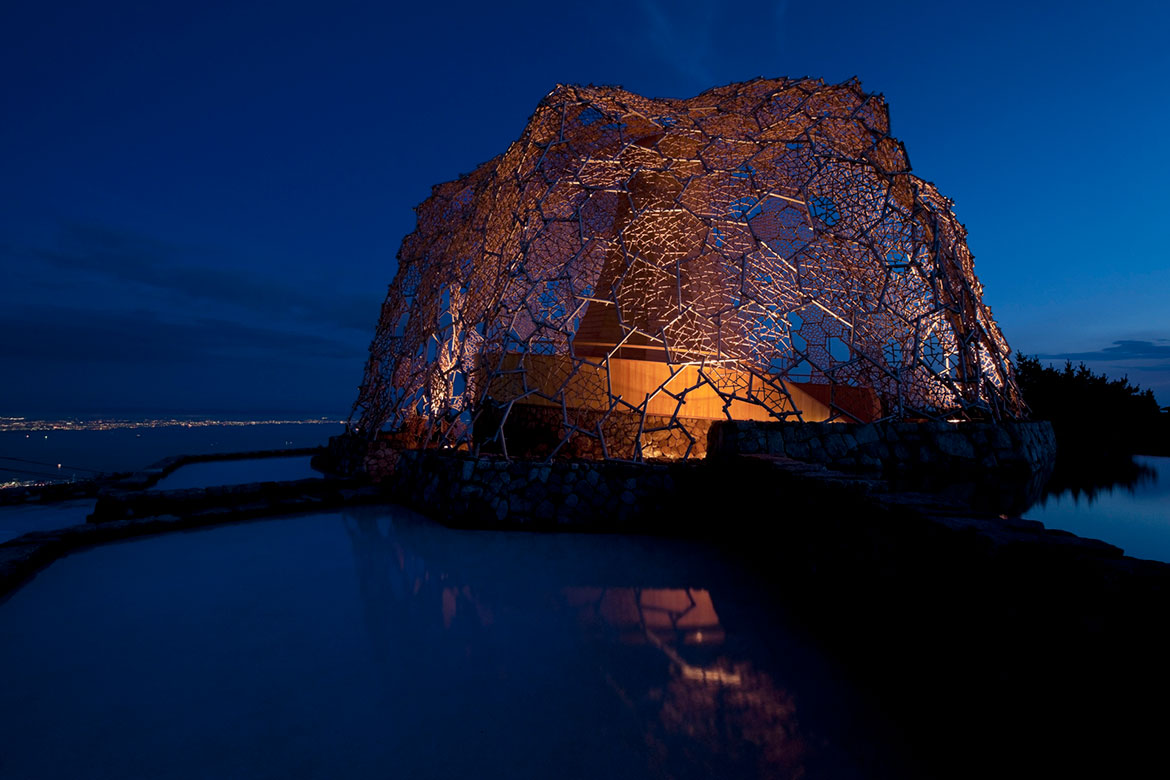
[353, 78, 1025, 460]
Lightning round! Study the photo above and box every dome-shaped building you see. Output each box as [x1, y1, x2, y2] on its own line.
[353, 78, 1024, 460]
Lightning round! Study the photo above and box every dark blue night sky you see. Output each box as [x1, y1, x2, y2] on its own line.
[3, 0, 1168, 415]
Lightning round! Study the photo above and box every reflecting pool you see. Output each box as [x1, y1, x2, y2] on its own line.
[147, 455, 319, 490]
[0, 507, 907, 779]
[1025, 455, 1170, 562]
[0, 499, 94, 543]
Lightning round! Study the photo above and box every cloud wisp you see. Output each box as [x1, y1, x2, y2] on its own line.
[1031, 339, 1170, 404]
[0, 304, 366, 365]
[6, 222, 382, 334]
[1037, 340, 1170, 363]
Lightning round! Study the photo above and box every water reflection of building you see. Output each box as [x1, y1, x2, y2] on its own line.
[342, 508, 808, 778]
[564, 587, 724, 647]
[563, 586, 805, 776]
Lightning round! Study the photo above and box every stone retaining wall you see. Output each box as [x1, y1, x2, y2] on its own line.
[325, 419, 1056, 485]
[325, 419, 1058, 522]
[708, 419, 1057, 475]
[384, 450, 696, 530]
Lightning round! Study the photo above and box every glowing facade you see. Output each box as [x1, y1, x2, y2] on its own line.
[353, 78, 1024, 460]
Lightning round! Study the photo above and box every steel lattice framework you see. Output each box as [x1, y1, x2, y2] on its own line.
[353, 78, 1024, 460]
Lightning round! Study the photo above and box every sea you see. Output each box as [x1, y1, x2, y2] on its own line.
[0, 413, 345, 486]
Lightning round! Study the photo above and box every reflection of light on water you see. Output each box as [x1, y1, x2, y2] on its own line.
[344, 513, 809, 776]
[446, 581, 746, 684]
[564, 585, 805, 770]
[682, 666, 742, 685]
[563, 586, 725, 644]
[646, 627, 742, 686]
[442, 585, 493, 629]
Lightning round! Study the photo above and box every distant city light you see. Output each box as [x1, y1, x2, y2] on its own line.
[0, 417, 343, 433]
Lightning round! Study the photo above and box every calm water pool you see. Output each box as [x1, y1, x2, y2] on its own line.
[0, 456, 320, 543]
[148, 455, 319, 490]
[0, 499, 94, 543]
[0, 506, 906, 779]
[1025, 455, 1170, 562]
[0, 422, 341, 481]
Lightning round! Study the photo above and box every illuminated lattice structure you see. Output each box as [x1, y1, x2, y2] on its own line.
[354, 78, 1024, 460]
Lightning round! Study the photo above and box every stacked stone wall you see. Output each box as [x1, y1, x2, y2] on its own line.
[383, 450, 696, 530]
[709, 420, 1056, 476]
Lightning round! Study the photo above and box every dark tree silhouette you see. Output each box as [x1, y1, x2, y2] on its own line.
[1015, 354, 1167, 455]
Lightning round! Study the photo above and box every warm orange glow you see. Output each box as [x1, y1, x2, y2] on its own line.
[564, 587, 723, 642]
